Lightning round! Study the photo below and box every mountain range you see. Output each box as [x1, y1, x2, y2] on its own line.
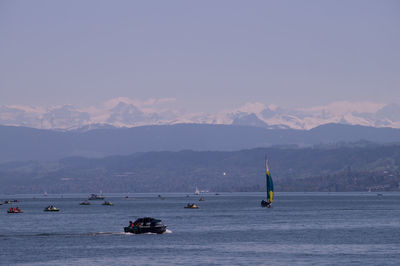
[1, 98, 400, 130]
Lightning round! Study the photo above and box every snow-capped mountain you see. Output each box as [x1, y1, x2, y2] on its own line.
[1, 98, 400, 130]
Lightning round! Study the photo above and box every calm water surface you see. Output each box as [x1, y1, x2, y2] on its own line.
[0, 192, 399, 265]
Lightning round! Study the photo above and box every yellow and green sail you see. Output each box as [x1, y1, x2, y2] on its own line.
[265, 157, 274, 203]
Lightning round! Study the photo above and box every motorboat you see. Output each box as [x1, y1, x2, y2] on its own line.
[7, 207, 23, 213]
[80, 201, 91, 205]
[124, 217, 167, 234]
[102, 201, 113, 206]
[199, 197, 205, 201]
[184, 203, 199, 209]
[44, 205, 60, 212]
[88, 193, 105, 200]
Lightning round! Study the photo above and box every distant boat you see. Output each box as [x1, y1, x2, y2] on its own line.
[80, 201, 91, 205]
[261, 156, 274, 208]
[43, 191, 48, 197]
[44, 205, 60, 212]
[88, 193, 105, 200]
[7, 207, 23, 213]
[184, 203, 199, 209]
[102, 201, 113, 206]
[194, 186, 200, 195]
[158, 194, 165, 200]
[199, 197, 205, 201]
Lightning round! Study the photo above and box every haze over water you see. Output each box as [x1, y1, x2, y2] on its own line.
[1, 192, 400, 265]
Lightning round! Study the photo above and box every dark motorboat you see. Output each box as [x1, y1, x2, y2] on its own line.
[102, 201, 113, 206]
[80, 201, 91, 205]
[7, 207, 23, 213]
[184, 203, 199, 209]
[88, 193, 105, 200]
[124, 217, 167, 234]
[199, 197, 205, 201]
[44, 205, 60, 212]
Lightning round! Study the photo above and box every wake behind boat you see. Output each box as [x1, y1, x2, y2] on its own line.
[124, 217, 167, 234]
[261, 156, 274, 208]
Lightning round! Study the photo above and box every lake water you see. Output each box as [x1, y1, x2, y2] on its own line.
[1, 192, 400, 265]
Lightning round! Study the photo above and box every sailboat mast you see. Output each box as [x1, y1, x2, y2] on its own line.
[265, 155, 269, 198]
[265, 155, 274, 203]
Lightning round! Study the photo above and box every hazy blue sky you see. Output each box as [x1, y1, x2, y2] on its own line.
[0, 0, 399, 112]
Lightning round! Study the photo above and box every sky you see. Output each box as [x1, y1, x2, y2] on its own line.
[0, 0, 399, 112]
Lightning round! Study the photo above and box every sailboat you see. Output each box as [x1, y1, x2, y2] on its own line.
[194, 186, 200, 195]
[261, 156, 274, 208]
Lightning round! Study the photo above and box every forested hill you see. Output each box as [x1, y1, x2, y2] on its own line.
[1, 123, 400, 162]
[0, 143, 399, 193]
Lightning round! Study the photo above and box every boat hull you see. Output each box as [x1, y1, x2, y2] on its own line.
[261, 200, 272, 208]
[124, 226, 166, 234]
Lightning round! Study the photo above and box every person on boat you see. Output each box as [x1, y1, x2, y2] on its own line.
[9, 207, 12, 212]
[129, 221, 134, 228]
